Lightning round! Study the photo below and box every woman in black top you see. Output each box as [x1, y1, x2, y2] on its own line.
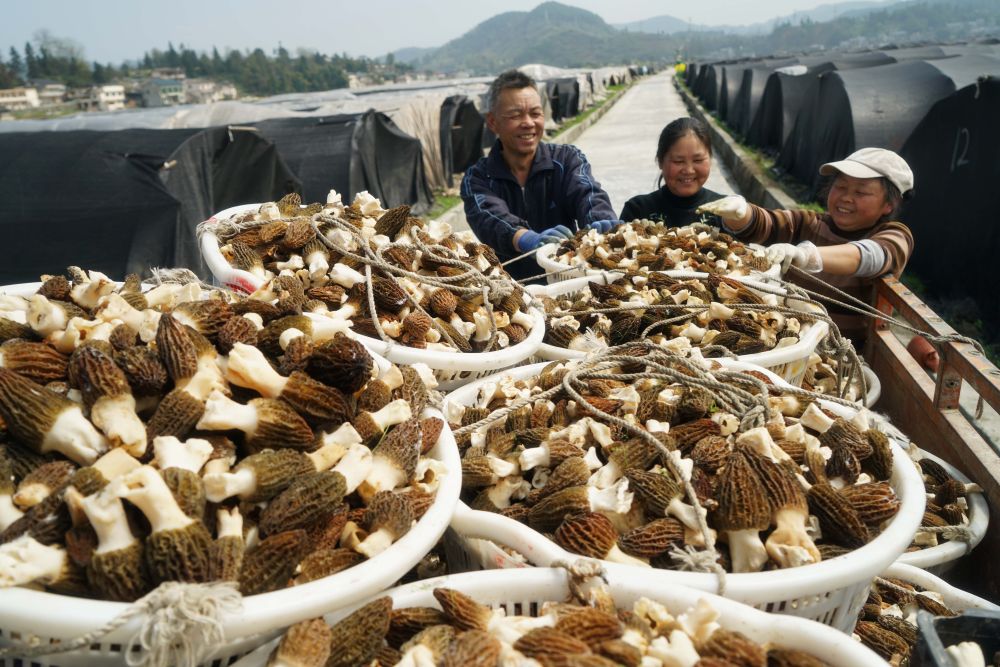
[620, 117, 725, 227]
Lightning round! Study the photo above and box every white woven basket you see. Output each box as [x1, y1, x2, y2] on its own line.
[894, 451, 989, 574]
[230, 567, 888, 667]
[199, 203, 546, 392]
[0, 409, 462, 667]
[536, 242, 782, 284]
[443, 360, 926, 632]
[526, 272, 829, 386]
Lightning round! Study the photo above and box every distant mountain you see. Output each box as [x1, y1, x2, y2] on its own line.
[616, 1, 897, 36]
[389, 46, 435, 65]
[408, 0, 999, 74]
[616, 15, 701, 35]
[414, 2, 675, 74]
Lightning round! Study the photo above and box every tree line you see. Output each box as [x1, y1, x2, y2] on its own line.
[0, 37, 412, 96]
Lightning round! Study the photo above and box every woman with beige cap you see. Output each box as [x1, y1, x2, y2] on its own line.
[697, 147, 915, 344]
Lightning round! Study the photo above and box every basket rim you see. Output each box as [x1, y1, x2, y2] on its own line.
[894, 449, 989, 568]
[881, 562, 1000, 612]
[352, 307, 546, 371]
[231, 567, 887, 667]
[444, 359, 926, 603]
[0, 407, 462, 645]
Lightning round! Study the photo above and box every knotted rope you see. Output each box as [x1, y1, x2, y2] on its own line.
[0, 581, 243, 667]
[552, 558, 611, 607]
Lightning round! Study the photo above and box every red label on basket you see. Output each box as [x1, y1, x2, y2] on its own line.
[226, 277, 257, 294]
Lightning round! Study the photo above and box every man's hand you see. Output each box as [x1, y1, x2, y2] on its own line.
[585, 220, 618, 234]
[696, 195, 748, 221]
[515, 225, 574, 252]
[766, 241, 823, 274]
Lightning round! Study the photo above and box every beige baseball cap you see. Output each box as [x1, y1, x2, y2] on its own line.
[819, 147, 914, 194]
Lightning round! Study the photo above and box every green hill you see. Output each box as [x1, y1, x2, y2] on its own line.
[416, 2, 675, 74]
[409, 0, 998, 74]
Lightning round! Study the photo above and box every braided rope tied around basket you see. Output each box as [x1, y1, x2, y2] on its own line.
[0, 581, 242, 667]
[552, 558, 611, 608]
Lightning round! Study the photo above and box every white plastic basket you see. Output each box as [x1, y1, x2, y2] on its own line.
[0, 408, 462, 667]
[894, 451, 989, 574]
[443, 360, 926, 632]
[880, 563, 1000, 614]
[536, 242, 782, 285]
[230, 568, 887, 667]
[199, 203, 546, 392]
[526, 272, 830, 386]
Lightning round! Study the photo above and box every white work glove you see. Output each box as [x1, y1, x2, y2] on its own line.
[766, 240, 823, 274]
[696, 195, 749, 221]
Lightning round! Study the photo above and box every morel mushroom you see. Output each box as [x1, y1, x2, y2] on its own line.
[0, 367, 108, 465]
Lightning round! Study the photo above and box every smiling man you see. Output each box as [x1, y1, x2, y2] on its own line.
[460, 70, 618, 281]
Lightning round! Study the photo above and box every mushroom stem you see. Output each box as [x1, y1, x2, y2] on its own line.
[332, 444, 373, 494]
[196, 390, 259, 433]
[113, 466, 192, 533]
[225, 343, 288, 397]
[0, 535, 69, 588]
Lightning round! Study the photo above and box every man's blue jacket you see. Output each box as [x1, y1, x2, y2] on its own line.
[460, 140, 616, 280]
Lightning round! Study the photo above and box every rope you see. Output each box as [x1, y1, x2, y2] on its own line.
[0, 581, 243, 667]
[914, 524, 978, 546]
[785, 266, 986, 417]
[146, 267, 237, 299]
[309, 214, 525, 351]
[557, 347, 729, 593]
[538, 272, 868, 401]
[500, 245, 544, 267]
[206, 207, 535, 356]
[551, 558, 610, 606]
[872, 576, 920, 599]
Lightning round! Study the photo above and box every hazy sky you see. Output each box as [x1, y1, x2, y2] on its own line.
[2, 0, 891, 63]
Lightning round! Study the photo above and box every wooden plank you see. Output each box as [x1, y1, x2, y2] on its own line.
[875, 277, 1000, 408]
[867, 327, 1000, 601]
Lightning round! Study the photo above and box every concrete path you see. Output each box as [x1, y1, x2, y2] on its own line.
[573, 70, 738, 215]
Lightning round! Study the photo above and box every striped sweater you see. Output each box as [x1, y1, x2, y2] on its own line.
[732, 204, 914, 344]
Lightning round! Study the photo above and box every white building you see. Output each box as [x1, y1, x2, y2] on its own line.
[183, 78, 239, 104]
[36, 83, 67, 107]
[0, 87, 40, 110]
[141, 79, 185, 107]
[77, 84, 125, 112]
